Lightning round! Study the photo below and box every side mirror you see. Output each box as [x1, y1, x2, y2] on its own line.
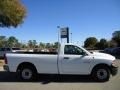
[90, 51, 93, 54]
[82, 51, 88, 56]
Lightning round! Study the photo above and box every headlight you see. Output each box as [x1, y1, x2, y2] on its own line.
[112, 60, 118, 67]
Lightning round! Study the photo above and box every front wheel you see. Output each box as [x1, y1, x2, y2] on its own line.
[92, 66, 110, 82]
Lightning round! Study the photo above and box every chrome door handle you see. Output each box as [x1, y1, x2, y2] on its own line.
[64, 57, 70, 59]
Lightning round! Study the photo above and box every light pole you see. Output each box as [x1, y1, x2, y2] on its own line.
[57, 26, 60, 74]
[71, 33, 72, 43]
[57, 26, 60, 44]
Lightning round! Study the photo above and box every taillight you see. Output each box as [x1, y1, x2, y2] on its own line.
[4, 54, 8, 64]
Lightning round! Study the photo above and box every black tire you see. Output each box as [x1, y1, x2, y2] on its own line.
[92, 66, 110, 82]
[18, 66, 37, 81]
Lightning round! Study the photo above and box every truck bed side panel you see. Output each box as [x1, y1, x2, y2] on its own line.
[6, 54, 58, 74]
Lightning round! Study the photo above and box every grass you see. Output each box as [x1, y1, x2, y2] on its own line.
[0, 59, 5, 67]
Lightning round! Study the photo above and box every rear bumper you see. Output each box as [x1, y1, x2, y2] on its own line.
[110, 65, 118, 76]
[3, 65, 9, 71]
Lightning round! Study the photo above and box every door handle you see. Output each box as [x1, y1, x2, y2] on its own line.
[64, 57, 70, 59]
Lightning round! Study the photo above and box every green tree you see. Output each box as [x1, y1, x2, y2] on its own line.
[7, 36, 19, 47]
[28, 40, 37, 48]
[84, 37, 98, 49]
[33, 40, 37, 48]
[112, 30, 120, 46]
[28, 40, 33, 48]
[39, 42, 45, 49]
[108, 40, 117, 48]
[96, 39, 108, 50]
[21, 43, 27, 48]
[53, 42, 59, 49]
[0, 36, 7, 47]
[46, 43, 51, 49]
[0, 0, 26, 28]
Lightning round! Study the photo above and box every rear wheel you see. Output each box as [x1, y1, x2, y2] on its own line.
[92, 66, 110, 82]
[18, 66, 37, 81]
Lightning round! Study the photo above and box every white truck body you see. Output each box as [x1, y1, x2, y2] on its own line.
[4, 43, 118, 81]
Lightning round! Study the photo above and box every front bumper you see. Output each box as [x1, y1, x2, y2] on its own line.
[3, 65, 9, 71]
[110, 65, 118, 76]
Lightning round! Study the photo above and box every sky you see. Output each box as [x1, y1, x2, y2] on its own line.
[0, 0, 120, 45]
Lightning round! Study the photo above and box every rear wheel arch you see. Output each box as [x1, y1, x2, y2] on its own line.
[17, 62, 37, 73]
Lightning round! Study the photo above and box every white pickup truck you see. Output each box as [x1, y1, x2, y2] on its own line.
[4, 43, 118, 81]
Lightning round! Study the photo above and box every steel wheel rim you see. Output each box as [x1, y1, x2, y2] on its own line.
[97, 69, 108, 80]
[22, 69, 32, 80]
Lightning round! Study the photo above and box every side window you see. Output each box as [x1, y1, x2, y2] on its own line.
[64, 45, 84, 55]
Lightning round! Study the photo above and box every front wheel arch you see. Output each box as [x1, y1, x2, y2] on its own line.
[91, 64, 111, 75]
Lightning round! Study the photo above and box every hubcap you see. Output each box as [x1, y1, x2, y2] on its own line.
[22, 69, 32, 80]
[97, 69, 108, 80]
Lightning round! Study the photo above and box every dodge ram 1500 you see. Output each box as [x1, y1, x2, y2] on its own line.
[4, 43, 118, 81]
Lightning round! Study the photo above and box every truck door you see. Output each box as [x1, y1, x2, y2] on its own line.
[60, 45, 92, 75]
